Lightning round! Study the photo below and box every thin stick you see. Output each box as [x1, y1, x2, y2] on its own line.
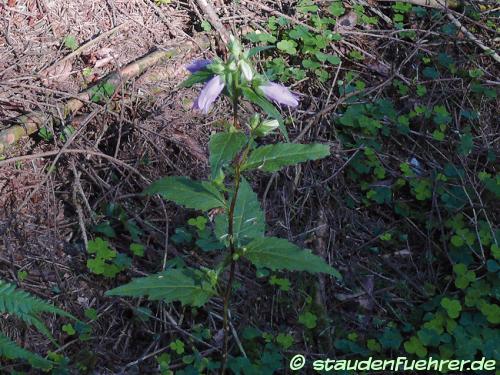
[446, 12, 500, 64]
[0, 41, 200, 153]
[0, 148, 149, 182]
[39, 23, 129, 75]
[195, 0, 230, 44]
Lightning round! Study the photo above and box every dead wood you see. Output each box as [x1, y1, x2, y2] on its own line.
[0, 38, 207, 154]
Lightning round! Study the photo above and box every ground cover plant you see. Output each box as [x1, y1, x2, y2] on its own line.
[0, 0, 498, 373]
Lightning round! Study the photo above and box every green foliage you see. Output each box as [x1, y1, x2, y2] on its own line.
[105, 39, 339, 374]
[0, 279, 74, 370]
[208, 131, 247, 179]
[145, 176, 226, 211]
[0, 333, 52, 370]
[89, 82, 115, 102]
[86, 237, 131, 277]
[298, 311, 317, 329]
[215, 178, 266, 246]
[241, 143, 330, 172]
[63, 35, 79, 51]
[106, 268, 215, 307]
[243, 237, 341, 278]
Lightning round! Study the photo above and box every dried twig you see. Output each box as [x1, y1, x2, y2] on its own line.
[39, 22, 129, 75]
[0, 39, 203, 153]
[446, 12, 500, 64]
[194, 0, 230, 44]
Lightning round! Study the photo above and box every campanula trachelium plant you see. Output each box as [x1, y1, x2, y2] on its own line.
[106, 36, 341, 373]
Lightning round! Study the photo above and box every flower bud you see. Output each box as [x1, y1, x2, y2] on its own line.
[210, 62, 225, 75]
[249, 113, 261, 129]
[239, 60, 253, 81]
[228, 61, 237, 72]
[228, 35, 242, 58]
[254, 119, 279, 137]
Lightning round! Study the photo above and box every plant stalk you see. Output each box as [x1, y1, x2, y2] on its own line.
[221, 136, 251, 374]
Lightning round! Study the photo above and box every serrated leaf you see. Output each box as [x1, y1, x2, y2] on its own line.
[144, 177, 225, 211]
[214, 178, 265, 246]
[209, 132, 247, 179]
[243, 237, 341, 278]
[241, 143, 330, 172]
[105, 269, 213, 307]
[181, 70, 214, 88]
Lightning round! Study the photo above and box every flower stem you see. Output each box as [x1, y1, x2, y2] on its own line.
[221, 141, 251, 374]
[232, 72, 239, 128]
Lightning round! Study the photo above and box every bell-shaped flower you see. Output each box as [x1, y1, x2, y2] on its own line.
[259, 81, 299, 107]
[186, 59, 212, 73]
[193, 75, 225, 114]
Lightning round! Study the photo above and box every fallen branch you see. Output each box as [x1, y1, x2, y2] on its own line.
[194, 0, 230, 44]
[38, 22, 129, 76]
[446, 12, 500, 64]
[377, 0, 500, 63]
[0, 39, 205, 153]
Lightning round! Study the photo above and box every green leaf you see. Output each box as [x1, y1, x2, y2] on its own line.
[241, 87, 287, 140]
[181, 70, 214, 88]
[248, 45, 275, 57]
[209, 132, 247, 179]
[0, 333, 52, 370]
[241, 143, 330, 172]
[170, 339, 185, 354]
[298, 311, 317, 329]
[243, 237, 341, 278]
[276, 39, 297, 55]
[62, 323, 76, 336]
[328, 2, 345, 16]
[145, 176, 225, 211]
[441, 297, 462, 319]
[63, 35, 79, 51]
[201, 20, 212, 31]
[379, 327, 403, 350]
[215, 178, 265, 246]
[130, 243, 145, 257]
[105, 268, 214, 307]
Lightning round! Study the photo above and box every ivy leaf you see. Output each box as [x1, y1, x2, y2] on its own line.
[276, 39, 297, 55]
[215, 178, 265, 246]
[379, 327, 403, 350]
[105, 268, 213, 307]
[144, 176, 225, 211]
[243, 237, 341, 278]
[209, 132, 247, 179]
[241, 143, 330, 173]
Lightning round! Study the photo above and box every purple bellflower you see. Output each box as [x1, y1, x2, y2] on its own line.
[186, 59, 212, 73]
[259, 81, 299, 107]
[193, 75, 225, 114]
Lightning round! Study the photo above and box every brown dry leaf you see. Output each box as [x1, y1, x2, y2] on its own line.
[94, 47, 116, 68]
[336, 11, 357, 31]
[41, 59, 72, 85]
[366, 59, 391, 76]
